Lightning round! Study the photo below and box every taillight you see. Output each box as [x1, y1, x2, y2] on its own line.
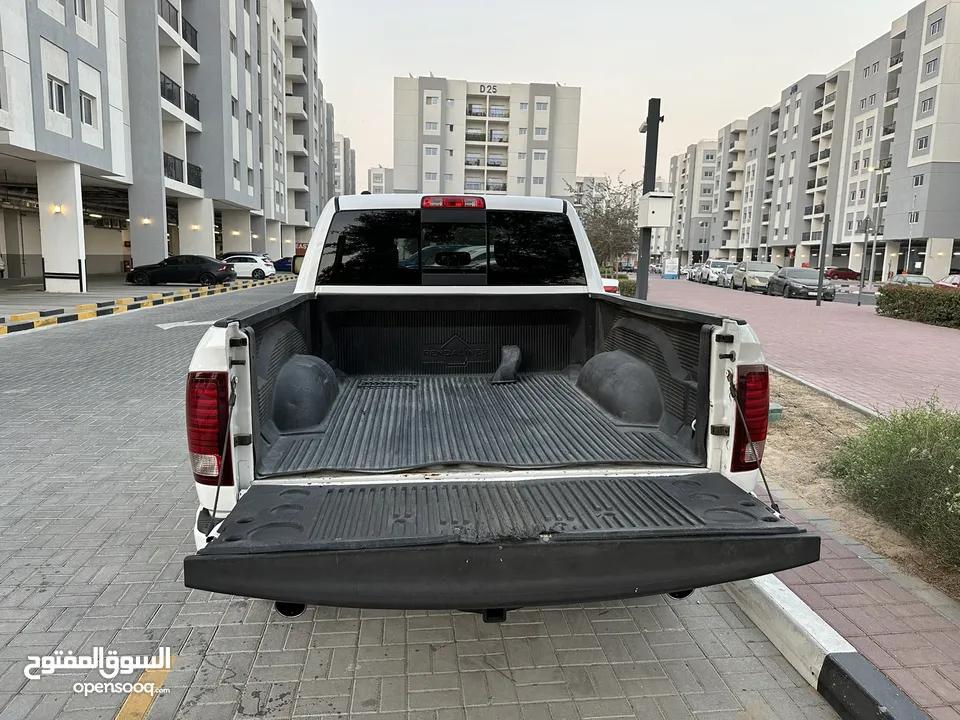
[731, 364, 769, 473]
[604, 285, 620, 294]
[219, 265, 229, 271]
[422, 196, 486, 209]
[186, 372, 234, 486]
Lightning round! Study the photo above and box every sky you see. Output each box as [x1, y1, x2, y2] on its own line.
[318, 0, 920, 187]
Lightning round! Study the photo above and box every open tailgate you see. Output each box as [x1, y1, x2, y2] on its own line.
[184, 473, 819, 609]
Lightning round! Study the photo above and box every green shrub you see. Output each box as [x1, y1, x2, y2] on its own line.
[619, 279, 637, 297]
[875, 285, 960, 329]
[826, 400, 960, 567]
[617, 273, 631, 281]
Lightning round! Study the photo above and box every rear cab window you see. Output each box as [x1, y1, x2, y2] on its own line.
[315, 209, 587, 286]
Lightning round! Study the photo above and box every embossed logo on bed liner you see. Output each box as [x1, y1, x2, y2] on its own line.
[422, 335, 491, 366]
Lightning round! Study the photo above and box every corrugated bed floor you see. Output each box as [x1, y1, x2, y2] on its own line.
[259, 373, 699, 475]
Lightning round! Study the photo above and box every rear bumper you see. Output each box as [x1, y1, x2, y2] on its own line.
[184, 532, 820, 609]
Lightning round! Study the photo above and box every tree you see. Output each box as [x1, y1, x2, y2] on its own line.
[567, 173, 642, 271]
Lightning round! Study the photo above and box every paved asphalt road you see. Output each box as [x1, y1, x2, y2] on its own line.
[0, 285, 838, 720]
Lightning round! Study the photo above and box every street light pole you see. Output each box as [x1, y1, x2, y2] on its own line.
[816, 213, 831, 307]
[904, 193, 916, 275]
[857, 214, 872, 307]
[867, 167, 886, 287]
[636, 98, 664, 300]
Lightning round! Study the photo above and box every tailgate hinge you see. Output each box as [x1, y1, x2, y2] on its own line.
[710, 425, 731, 437]
[234, 434, 253, 446]
[715, 333, 735, 344]
[229, 337, 248, 347]
[229, 359, 246, 367]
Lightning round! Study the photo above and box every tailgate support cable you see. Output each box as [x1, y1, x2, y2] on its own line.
[726, 370, 780, 515]
[207, 375, 239, 542]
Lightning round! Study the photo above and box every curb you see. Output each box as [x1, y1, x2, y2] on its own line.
[0, 276, 293, 336]
[726, 575, 929, 719]
[769, 365, 882, 418]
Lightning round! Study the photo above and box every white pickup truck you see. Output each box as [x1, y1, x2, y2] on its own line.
[182, 193, 819, 621]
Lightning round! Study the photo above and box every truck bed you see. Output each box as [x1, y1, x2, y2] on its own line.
[227, 293, 721, 478]
[260, 372, 699, 475]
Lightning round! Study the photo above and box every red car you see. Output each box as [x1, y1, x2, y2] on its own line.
[934, 274, 960, 290]
[823, 267, 861, 280]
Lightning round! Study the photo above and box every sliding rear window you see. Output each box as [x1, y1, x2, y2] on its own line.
[315, 208, 587, 286]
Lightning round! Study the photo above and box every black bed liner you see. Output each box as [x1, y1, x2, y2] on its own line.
[184, 473, 820, 609]
[259, 373, 698, 476]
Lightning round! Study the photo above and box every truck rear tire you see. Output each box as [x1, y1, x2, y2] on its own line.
[274, 602, 305, 618]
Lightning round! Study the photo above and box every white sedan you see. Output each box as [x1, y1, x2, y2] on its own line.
[226, 254, 276, 280]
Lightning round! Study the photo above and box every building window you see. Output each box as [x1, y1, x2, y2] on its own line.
[865, 126, 873, 139]
[518, 152, 526, 159]
[373, 174, 383, 182]
[926, 58, 939, 75]
[917, 135, 930, 150]
[914, 174, 924, 187]
[245, 53, 251, 72]
[247, 168, 254, 186]
[425, 146, 438, 156]
[860, 98, 866, 109]
[233, 161, 240, 180]
[853, 160, 860, 171]
[517, 176, 526, 184]
[425, 172, 438, 181]
[532, 177, 545, 185]
[425, 96, 438, 105]
[869, 93, 876, 105]
[931, 18, 942, 35]
[859, 189, 866, 200]
[856, 129, 863, 142]
[446, 149, 454, 156]
[75, 0, 87, 21]
[704, 153, 714, 161]
[533, 151, 546, 160]
[47, 76, 66, 114]
[921, 98, 934, 113]
[425, 121, 438, 131]
[444, 173, 453, 181]
[863, 67, 869, 78]
[909, 211, 920, 223]
[519, 102, 528, 110]
[79, 92, 95, 125]
[230, 33, 237, 54]
[535, 102, 548, 111]
[850, 191, 856, 202]
[703, 170, 713, 178]
[446, 98, 454, 106]
[447, 124, 454, 131]
[534, 127, 547, 136]
[246, 111, 252, 129]
[230, 97, 238, 118]
[519, 128, 527, 135]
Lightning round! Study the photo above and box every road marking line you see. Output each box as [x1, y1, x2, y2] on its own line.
[10, 311, 40, 322]
[114, 654, 176, 720]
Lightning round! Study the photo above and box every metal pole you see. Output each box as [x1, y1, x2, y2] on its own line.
[636, 98, 662, 300]
[868, 170, 884, 286]
[904, 194, 916, 274]
[857, 216, 871, 307]
[816, 213, 830, 307]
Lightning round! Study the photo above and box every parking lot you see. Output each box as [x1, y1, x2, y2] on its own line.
[0, 285, 841, 720]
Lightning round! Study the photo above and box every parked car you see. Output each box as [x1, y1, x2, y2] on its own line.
[766, 267, 836, 300]
[226, 254, 276, 280]
[687, 263, 703, 281]
[823, 267, 861, 281]
[126, 255, 236, 286]
[934, 274, 960, 290]
[181, 192, 818, 622]
[732, 261, 780, 292]
[718, 264, 737, 288]
[884, 274, 935, 288]
[273, 257, 295, 273]
[700, 259, 736, 285]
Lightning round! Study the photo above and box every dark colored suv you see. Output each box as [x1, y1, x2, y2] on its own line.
[126, 255, 237, 286]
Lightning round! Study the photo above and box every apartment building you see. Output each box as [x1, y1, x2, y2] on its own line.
[710, 120, 747, 257]
[393, 76, 581, 197]
[333, 133, 356, 195]
[668, 0, 960, 281]
[667, 140, 718, 265]
[0, 0, 339, 289]
[368, 167, 394, 194]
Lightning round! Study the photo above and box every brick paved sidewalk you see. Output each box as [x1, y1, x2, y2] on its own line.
[772, 486, 960, 718]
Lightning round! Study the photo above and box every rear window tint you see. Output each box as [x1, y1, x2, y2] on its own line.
[315, 209, 586, 286]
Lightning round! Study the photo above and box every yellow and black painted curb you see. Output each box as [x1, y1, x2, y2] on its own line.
[0, 275, 293, 336]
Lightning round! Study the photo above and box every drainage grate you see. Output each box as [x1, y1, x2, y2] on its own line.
[356, 379, 421, 389]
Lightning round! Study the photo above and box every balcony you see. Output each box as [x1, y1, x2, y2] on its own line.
[770, 121, 779, 133]
[890, 52, 904, 68]
[801, 231, 811, 242]
[285, 56, 306, 81]
[724, 200, 741, 211]
[284, 94, 307, 119]
[763, 191, 773, 203]
[824, 92, 836, 106]
[158, 0, 178, 30]
[488, 108, 510, 119]
[882, 122, 896, 137]
[766, 169, 775, 178]
[465, 158, 482, 166]
[886, 88, 900, 102]
[187, 162, 202, 188]
[486, 182, 507, 192]
[817, 176, 828, 188]
[803, 206, 814, 217]
[879, 156, 893, 169]
[465, 182, 484, 191]
[159, 72, 181, 108]
[811, 125, 822, 137]
[809, 152, 819, 164]
[163, 152, 184, 183]
[761, 214, 770, 223]
[813, 204, 825, 215]
[815, 98, 824, 110]
[288, 208, 308, 226]
[465, 131, 486, 142]
[821, 120, 834, 134]
[287, 170, 308, 191]
[487, 159, 507, 168]
[466, 108, 486, 117]
[876, 192, 889, 204]
[184, 91, 200, 121]
[723, 220, 740, 231]
[286, 132, 307, 156]
[767, 144, 777, 156]
[284, 17, 306, 45]
[812, 231, 823, 242]
[806, 179, 817, 190]
[488, 134, 508, 144]
[181, 17, 198, 51]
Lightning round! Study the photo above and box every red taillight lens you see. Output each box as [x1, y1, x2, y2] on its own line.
[186, 371, 234, 486]
[422, 196, 486, 209]
[605, 285, 620, 294]
[731, 364, 769, 473]
[219, 265, 229, 271]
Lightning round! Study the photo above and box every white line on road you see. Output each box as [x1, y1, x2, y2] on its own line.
[155, 320, 216, 330]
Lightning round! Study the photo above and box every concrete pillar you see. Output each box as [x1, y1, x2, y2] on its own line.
[281, 224, 297, 256]
[882, 241, 900, 280]
[795, 245, 811, 267]
[770, 247, 785, 267]
[923, 237, 953, 280]
[265, 220, 282, 259]
[36, 161, 87, 292]
[178, 198, 216, 257]
[251, 215, 267, 254]
[221, 210, 252, 253]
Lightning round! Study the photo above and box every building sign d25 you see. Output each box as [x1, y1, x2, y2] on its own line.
[478, 84, 498, 94]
